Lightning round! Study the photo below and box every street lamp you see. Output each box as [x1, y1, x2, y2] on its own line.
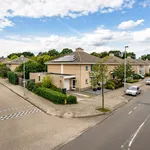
[20, 55, 26, 98]
[124, 46, 129, 92]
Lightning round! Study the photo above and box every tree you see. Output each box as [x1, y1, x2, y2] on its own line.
[141, 54, 150, 60]
[122, 52, 136, 59]
[48, 49, 59, 57]
[15, 60, 44, 79]
[0, 63, 10, 78]
[61, 48, 73, 55]
[90, 60, 108, 110]
[109, 50, 122, 58]
[10, 55, 18, 60]
[7, 52, 34, 58]
[113, 64, 134, 82]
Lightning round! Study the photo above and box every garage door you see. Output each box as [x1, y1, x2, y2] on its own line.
[64, 79, 70, 90]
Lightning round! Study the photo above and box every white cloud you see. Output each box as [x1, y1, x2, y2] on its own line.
[0, 0, 135, 20]
[1, 27, 150, 57]
[139, 0, 150, 7]
[0, 18, 14, 30]
[118, 19, 144, 30]
[132, 28, 150, 42]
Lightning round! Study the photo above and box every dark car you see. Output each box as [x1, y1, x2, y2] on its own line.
[133, 73, 145, 79]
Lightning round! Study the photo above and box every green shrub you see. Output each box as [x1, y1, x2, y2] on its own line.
[34, 87, 67, 104]
[145, 73, 150, 77]
[109, 79, 123, 89]
[133, 74, 140, 80]
[0, 64, 10, 78]
[126, 79, 138, 83]
[7, 71, 18, 85]
[105, 80, 115, 90]
[67, 95, 77, 104]
[26, 80, 38, 92]
[42, 75, 52, 88]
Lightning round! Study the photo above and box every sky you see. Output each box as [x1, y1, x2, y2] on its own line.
[0, 0, 150, 58]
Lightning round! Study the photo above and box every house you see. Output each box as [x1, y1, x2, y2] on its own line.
[101, 53, 124, 78]
[5, 57, 29, 71]
[30, 48, 100, 91]
[0, 57, 9, 64]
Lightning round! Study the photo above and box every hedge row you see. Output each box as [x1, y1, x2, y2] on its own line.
[105, 79, 123, 90]
[27, 81, 77, 105]
[7, 71, 18, 85]
[145, 73, 150, 77]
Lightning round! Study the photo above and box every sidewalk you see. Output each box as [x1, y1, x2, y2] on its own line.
[0, 78, 148, 118]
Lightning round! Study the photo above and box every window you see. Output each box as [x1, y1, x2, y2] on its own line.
[38, 76, 41, 82]
[85, 79, 88, 84]
[85, 66, 88, 71]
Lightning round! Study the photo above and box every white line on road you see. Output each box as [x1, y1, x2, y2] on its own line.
[121, 114, 150, 149]
[134, 106, 137, 110]
[128, 111, 132, 115]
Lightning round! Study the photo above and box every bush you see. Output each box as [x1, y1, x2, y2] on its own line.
[34, 87, 67, 104]
[7, 71, 18, 85]
[145, 73, 150, 77]
[67, 95, 77, 104]
[133, 74, 140, 80]
[26, 80, 38, 92]
[126, 79, 138, 83]
[105, 80, 115, 90]
[42, 75, 52, 88]
[0, 64, 10, 78]
[109, 79, 123, 89]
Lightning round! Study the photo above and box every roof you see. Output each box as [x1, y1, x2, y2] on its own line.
[5, 57, 29, 65]
[102, 55, 124, 64]
[45, 48, 100, 64]
[0, 58, 9, 63]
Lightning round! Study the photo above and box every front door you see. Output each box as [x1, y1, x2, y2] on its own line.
[72, 79, 76, 89]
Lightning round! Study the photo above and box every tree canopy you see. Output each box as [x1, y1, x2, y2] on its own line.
[141, 54, 150, 60]
[7, 52, 34, 59]
[113, 64, 134, 82]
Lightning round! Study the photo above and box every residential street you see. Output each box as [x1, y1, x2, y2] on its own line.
[58, 87, 150, 150]
[0, 84, 104, 150]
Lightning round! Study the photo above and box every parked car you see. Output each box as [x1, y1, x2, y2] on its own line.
[125, 86, 141, 96]
[133, 73, 145, 79]
[146, 78, 150, 85]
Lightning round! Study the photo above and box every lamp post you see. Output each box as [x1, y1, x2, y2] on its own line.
[124, 46, 129, 92]
[20, 55, 26, 98]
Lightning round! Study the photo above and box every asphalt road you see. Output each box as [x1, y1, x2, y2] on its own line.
[0, 84, 99, 150]
[58, 87, 150, 150]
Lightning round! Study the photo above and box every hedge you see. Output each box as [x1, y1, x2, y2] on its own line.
[145, 73, 150, 77]
[67, 95, 77, 104]
[109, 79, 123, 89]
[26, 80, 38, 92]
[7, 71, 18, 85]
[105, 80, 115, 90]
[126, 79, 138, 83]
[34, 87, 67, 104]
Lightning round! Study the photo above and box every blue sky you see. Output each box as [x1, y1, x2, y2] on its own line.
[0, 0, 150, 58]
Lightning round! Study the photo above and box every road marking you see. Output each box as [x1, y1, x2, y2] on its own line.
[128, 111, 132, 115]
[121, 114, 150, 150]
[134, 106, 137, 110]
[0, 109, 41, 121]
[0, 105, 31, 113]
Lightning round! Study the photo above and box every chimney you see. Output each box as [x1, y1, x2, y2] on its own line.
[109, 53, 114, 57]
[75, 47, 84, 52]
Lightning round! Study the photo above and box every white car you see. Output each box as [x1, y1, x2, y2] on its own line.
[146, 78, 150, 85]
[125, 86, 141, 96]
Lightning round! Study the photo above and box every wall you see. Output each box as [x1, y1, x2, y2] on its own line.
[30, 73, 64, 88]
[47, 64, 61, 73]
[7, 64, 19, 71]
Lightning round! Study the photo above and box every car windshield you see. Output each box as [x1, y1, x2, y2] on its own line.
[147, 79, 150, 81]
[128, 87, 137, 91]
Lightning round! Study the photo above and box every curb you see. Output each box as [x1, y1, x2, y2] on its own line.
[0, 80, 128, 119]
[0, 82, 47, 114]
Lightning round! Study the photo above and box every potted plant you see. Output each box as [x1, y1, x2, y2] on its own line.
[97, 82, 101, 90]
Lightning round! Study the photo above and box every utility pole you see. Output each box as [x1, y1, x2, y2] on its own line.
[124, 46, 129, 92]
